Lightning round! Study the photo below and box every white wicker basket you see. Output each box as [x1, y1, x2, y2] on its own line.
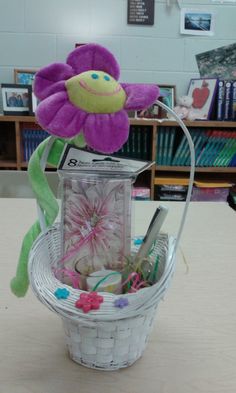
[28, 101, 195, 370]
[29, 225, 176, 370]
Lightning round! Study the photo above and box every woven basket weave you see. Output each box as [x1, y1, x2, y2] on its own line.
[29, 225, 176, 370]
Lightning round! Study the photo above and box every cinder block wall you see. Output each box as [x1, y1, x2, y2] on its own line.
[0, 0, 235, 100]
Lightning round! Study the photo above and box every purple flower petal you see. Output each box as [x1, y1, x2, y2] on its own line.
[36, 91, 68, 128]
[66, 43, 120, 81]
[36, 91, 87, 137]
[83, 110, 129, 154]
[34, 63, 74, 100]
[121, 83, 160, 110]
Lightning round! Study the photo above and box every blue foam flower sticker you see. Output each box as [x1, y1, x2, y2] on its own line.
[114, 297, 129, 309]
[134, 237, 143, 246]
[54, 288, 70, 300]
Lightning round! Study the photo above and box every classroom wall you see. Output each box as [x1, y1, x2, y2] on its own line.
[0, 0, 235, 106]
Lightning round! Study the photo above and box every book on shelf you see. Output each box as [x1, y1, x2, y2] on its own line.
[217, 136, 236, 167]
[141, 126, 151, 160]
[196, 130, 214, 167]
[167, 128, 175, 166]
[162, 127, 170, 165]
[216, 79, 236, 121]
[224, 81, 233, 121]
[205, 132, 223, 166]
[171, 129, 186, 166]
[182, 129, 201, 166]
[156, 127, 164, 165]
[136, 127, 142, 159]
[229, 152, 236, 167]
[156, 126, 236, 168]
[114, 125, 151, 160]
[22, 128, 49, 162]
[141, 127, 147, 160]
[156, 127, 178, 166]
[193, 131, 209, 166]
[130, 127, 136, 158]
[213, 133, 236, 167]
[216, 80, 225, 120]
[232, 81, 236, 121]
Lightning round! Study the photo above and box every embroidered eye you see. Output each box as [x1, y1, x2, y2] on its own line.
[91, 73, 99, 79]
[104, 75, 110, 81]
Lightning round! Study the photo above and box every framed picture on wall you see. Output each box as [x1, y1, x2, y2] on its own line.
[30, 92, 40, 115]
[14, 69, 37, 85]
[187, 78, 218, 120]
[138, 85, 176, 119]
[180, 9, 215, 36]
[1, 83, 32, 115]
[159, 85, 176, 116]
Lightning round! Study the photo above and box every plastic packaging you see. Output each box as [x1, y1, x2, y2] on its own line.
[57, 145, 154, 287]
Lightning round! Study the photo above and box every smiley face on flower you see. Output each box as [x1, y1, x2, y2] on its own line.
[66, 70, 126, 113]
[34, 43, 159, 154]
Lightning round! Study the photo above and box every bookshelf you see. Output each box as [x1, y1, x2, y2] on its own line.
[0, 115, 236, 200]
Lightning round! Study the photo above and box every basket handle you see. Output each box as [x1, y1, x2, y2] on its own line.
[155, 100, 195, 253]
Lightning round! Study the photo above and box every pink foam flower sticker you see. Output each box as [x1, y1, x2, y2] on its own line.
[34, 43, 159, 154]
[75, 292, 104, 313]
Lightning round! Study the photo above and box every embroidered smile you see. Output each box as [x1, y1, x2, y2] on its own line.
[79, 80, 122, 96]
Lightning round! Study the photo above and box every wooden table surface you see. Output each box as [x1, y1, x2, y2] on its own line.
[1, 199, 236, 393]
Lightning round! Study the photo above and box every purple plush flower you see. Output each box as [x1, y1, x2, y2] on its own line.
[34, 43, 159, 154]
[114, 297, 129, 309]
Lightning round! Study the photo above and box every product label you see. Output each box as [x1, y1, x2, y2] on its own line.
[59, 144, 154, 175]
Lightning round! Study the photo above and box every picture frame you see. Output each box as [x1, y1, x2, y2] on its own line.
[14, 69, 37, 85]
[138, 85, 176, 119]
[30, 92, 40, 115]
[187, 78, 218, 120]
[1, 83, 32, 116]
[180, 9, 214, 36]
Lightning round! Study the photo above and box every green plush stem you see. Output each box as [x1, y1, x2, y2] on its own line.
[11, 134, 86, 297]
[10, 137, 65, 297]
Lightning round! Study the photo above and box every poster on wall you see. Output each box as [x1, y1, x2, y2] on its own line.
[127, 0, 154, 25]
[196, 43, 236, 79]
[180, 9, 215, 36]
